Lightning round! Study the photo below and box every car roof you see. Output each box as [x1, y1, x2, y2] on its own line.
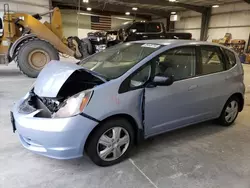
[133, 39, 225, 48]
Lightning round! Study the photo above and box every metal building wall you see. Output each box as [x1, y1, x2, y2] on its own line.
[175, 1, 250, 42]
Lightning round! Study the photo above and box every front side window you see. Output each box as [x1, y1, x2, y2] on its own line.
[198, 46, 225, 75]
[130, 23, 145, 32]
[146, 23, 162, 33]
[79, 43, 162, 80]
[153, 46, 196, 81]
[224, 49, 236, 69]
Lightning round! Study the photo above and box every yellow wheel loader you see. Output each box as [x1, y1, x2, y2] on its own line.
[0, 4, 90, 78]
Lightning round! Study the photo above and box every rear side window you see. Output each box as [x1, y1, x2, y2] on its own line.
[131, 23, 145, 32]
[146, 23, 162, 32]
[197, 46, 225, 75]
[224, 49, 236, 69]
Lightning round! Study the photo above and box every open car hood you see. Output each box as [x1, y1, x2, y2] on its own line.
[34, 61, 106, 98]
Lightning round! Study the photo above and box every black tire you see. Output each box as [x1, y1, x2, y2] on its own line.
[86, 118, 135, 167]
[218, 96, 240, 126]
[81, 38, 93, 55]
[16, 39, 59, 78]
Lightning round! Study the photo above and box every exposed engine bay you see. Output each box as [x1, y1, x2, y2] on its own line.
[19, 68, 105, 118]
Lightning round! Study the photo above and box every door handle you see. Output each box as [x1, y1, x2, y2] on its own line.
[142, 35, 148, 38]
[188, 85, 198, 91]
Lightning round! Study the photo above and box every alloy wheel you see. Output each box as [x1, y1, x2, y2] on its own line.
[225, 100, 239, 123]
[97, 127, 130, 162]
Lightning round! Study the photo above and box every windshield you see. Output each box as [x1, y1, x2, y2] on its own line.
[79, 43, 162, 80]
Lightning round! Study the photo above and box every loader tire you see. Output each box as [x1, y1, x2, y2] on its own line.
[81, 38, 93, 55]
[16, 39, 59, 78]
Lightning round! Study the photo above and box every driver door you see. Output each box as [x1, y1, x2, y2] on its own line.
[144, 46, 205, 137]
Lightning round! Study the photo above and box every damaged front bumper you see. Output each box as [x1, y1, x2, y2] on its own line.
[12, 98, 98, 160]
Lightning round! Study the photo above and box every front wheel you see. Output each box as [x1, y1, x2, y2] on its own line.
[86, 118, 134, 166]
[218, 97, 240, 126]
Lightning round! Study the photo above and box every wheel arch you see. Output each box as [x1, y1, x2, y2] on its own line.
[229, 93, 244, 112]
[9, 34, 37, 59]
[84, 113, 144, 152]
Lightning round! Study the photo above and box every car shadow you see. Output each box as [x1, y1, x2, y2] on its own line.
[131, 121, 230, 158]
[36, 121, 230, 169]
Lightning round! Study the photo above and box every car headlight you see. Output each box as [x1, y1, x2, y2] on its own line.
[95, 44, 107, 52]
[97, 37, 103, 42]
[53, 90, 92, 118]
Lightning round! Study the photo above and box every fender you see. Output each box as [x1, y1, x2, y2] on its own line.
[8, 34, 36, 60]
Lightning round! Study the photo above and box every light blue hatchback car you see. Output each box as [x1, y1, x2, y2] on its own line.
[11, 40, 245, 166]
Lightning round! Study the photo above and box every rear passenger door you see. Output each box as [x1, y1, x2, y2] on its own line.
[195, 45, 228, 117]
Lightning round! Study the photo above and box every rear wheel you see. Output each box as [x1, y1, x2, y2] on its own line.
[86, 118, 134, 166]
[16, 39, 59, 78]
[218, 97, 240, 126]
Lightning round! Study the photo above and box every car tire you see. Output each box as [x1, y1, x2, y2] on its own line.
[86, 118, 135, 167]
[218, 97, 240, 126]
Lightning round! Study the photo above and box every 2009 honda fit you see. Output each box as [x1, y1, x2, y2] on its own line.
[11, 40, 245, 166]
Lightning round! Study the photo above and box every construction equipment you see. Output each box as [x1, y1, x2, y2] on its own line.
[0, 4, 88, 78]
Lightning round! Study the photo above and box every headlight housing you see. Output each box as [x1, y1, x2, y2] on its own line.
[95, 44, 107, 52]
[53, 90, 92, 118]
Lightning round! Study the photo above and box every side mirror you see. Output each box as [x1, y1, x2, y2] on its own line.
[150, 76, 174, 87]
[129, 29, 137, 33]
